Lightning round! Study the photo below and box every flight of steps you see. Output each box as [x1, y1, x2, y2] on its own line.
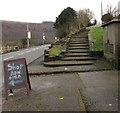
[62, 35, 96, 64]
[28, 30, 112, 75]
[44, 30, 96, 67]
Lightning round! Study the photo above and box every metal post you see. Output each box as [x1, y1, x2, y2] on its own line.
[27, 38, 30, 48]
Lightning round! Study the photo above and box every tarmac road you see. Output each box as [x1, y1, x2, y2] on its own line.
[1, 44, 50, 64]
[0, 44, 50, 88]
[28, 55, 44, 66]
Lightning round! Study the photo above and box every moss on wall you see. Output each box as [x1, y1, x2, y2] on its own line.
[104, 53, 114, 62]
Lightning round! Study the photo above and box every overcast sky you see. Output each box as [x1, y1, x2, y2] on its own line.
[0, 0, 119, 23]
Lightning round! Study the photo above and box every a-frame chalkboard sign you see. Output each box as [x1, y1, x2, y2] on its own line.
[4, 58, 31, 100]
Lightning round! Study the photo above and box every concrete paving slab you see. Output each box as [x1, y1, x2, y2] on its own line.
[78, 71, 118, 111]
[2, 73, 86, 111]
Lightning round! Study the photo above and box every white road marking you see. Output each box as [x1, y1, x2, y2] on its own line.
[2, 44, 51, 61]
[3, 56, 14, 60]
[18, 53, 24, 55]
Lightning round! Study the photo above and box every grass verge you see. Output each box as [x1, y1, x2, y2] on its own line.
[89, 27, 103, 51]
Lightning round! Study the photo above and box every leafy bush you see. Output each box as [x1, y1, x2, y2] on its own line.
[20, 38, 27, 46]
[101, 13, 113, 23]
[48, 45, 62, 57]
[89, 27, 103, 51]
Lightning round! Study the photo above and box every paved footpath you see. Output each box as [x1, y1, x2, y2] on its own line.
[2, 71, 118, 112]
[78, 71, 119, 112]
[2, 73, 86, 111]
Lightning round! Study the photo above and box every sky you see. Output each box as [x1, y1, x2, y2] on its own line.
[0, 0, 119, 23]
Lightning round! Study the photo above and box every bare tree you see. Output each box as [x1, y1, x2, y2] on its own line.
[102, 4, 119, 23]
[105, 4, 118, 17]
[76, 8, 94, 28]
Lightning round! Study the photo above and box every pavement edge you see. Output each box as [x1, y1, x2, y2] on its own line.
[76, 88, 87, 112]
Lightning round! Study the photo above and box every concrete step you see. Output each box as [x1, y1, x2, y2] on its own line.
[70, 39, 88, 41]
[71, 37, 88, 39]
[68, 47, 89, 50]
[71, 39, 88, 41]
[29, 58, 113, 75]
[69, 44, 89, 47]
[72, 36, 88, 39]
[71, 40, 88, 43]
[44, 61, 93, 67]
[68, 49, 89, 53]
[28, 65, 112, 75]
[62, 57, 96, 61]
[70, 42, 89, 45]
[65, 53, 89, 57]
[70, 39, 88, 42]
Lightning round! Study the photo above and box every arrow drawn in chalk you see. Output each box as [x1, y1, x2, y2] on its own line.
[9, 80, 15, 86]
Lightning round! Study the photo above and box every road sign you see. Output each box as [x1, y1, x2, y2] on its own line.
[43, 35, 45, 40]
[4, 58, 31, 100]
[55, 37, 57, 40]
[28, 31, 31, 39]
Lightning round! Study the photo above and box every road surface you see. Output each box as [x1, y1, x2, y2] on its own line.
[0, 44, 50, 88]
[28, 55, 44, 66]
[2, 44, 50, 64]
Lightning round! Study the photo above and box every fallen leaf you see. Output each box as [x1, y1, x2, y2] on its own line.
[59, 97, 64, 100]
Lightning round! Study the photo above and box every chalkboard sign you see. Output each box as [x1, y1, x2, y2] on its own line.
[4, 58, 31, 100]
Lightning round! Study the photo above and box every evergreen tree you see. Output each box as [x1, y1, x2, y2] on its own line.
[54, 7, 77, 38]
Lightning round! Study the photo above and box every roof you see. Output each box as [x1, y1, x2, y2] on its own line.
[101, 19, 120, 27]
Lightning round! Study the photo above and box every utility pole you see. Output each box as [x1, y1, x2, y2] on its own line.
[101, 1, 103, 23]
[27, 23, 29, 31]
[27, 23, 31, 47]
[101, 1, 103, 17]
